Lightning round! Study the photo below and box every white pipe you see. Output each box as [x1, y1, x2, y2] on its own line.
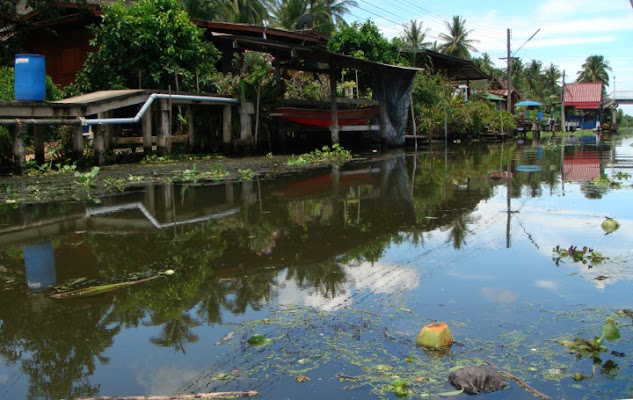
[0, 93, 240, 126]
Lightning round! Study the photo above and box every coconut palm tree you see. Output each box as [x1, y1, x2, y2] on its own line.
[179, 0, 221, 20]
[577, 55, 612, 86]
[438, 15, 478, 59]
[267, 0, 355, 36]
[220, 0, 269, 24]
[400, 19, 431, 67]
[473, 52, 495, 76]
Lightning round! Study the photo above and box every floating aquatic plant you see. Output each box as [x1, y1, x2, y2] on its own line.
[552, 245, 608, 267]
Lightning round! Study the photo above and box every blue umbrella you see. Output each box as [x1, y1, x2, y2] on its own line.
[515, 100, 542, 107]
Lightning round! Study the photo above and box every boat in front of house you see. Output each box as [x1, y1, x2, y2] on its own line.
[270, 106, 379, 127]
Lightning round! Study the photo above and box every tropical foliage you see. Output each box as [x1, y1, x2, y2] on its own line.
[577, 55, 612, 88]
[438, 15, 479, 59]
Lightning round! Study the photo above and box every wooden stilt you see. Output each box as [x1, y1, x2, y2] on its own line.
[33, 125, 45, 166]
[13, 124, 27, 174]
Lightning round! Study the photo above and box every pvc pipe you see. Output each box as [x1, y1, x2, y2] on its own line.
[0, 93, 240, 126]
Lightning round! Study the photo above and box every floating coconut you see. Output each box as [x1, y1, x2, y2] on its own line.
[416, 322, 453, 349]
[601, 217, 620, 235]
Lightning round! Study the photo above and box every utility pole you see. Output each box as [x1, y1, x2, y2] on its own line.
[561, 70, 566, 132]
[506, 29, 512, 115]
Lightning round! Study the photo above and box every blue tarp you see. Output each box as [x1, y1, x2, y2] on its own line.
[516, 100, 542, 107]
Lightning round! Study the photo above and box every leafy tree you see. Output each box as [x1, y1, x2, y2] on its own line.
[577, 54, 612, 87]
[76, 0, 220, 92]
[438, 15, 478, 59]
[328, 20, 403, 65]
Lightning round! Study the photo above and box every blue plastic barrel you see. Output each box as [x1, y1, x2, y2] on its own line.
[14, 54, 46, 101]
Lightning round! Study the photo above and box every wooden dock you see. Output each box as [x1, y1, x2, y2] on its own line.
[0, 90, 250, 173]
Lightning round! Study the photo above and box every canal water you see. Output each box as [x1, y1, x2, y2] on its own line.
[0, 134, 632, 399]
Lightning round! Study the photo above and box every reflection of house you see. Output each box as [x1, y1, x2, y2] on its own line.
[563, 82, 603, 131]
[487, 77, 521, 113]
[563, 150, 601, 181]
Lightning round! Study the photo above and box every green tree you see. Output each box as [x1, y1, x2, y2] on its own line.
[76, 0, 220, 92]
[400, 19, 431, 67]
[438, 15, 478, 59]
[328, 20, 403, 65]
[577, 54, 612, 86]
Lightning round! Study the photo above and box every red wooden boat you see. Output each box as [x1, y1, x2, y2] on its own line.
[270, 106, 379, 127]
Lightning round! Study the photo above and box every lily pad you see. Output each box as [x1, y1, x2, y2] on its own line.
[247, 334, 271, 347]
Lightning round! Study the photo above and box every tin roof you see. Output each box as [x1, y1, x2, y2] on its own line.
[564, 82, 603, 109]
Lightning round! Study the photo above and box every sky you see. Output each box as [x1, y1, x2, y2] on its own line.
[345, 0, 633, 116]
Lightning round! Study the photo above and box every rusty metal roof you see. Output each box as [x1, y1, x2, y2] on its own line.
[564, 82, 603, 109]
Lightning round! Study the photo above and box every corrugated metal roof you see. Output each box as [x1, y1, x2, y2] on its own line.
[564, 82, 602, 109]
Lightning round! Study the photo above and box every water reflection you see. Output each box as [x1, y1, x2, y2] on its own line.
[0, 137, 630, 399]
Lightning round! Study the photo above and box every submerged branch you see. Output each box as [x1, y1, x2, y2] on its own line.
[74, 390, 259, 399]
[484, 361, 551, 400]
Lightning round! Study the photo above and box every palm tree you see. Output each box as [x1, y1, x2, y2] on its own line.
[180, 0, 220, 20]
[267, 0, 356, 36]
[219, 0, 269, 24]
[577, 55, 612, 86]
[268, 0, 309, 30]
[400, 19, 431, 67]
[438, 15, 478, 59]
[473, 52, 494, 76]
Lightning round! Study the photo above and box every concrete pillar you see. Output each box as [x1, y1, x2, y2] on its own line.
[33, 125, 45, 166]
[72, 125, 83, 162]
[239, 103, 253, 141]
[142, 107, 153, 155]
[157, 98, 170, 156]
[13, 124, 27, 174]
[222, 104, 232, 153]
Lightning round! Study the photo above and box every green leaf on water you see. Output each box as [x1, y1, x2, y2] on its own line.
[602, 317, 621, 341]
[438, 388, 465, 397]
[247, 334, 271, 346]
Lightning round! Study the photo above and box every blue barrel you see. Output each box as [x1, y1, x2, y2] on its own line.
[14, 54, 46, 101]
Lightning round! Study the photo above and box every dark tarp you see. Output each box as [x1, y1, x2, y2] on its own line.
[372, 70, 418, 146]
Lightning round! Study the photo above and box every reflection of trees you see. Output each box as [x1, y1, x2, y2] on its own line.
[148, 313, 200, 354]
[442, 213, 478, 249]
[284, 261, 347, 299]
[0, 289, 113, 399]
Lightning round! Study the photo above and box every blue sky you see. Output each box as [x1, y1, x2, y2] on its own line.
[345, 0, 633, 116]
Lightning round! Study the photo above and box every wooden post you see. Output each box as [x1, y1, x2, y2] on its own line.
[104, 111, 113, 150]
[187, 106, 195, 152]
[72, 125, 83, 162]
[157, 98, 170, 156]
[94, 124, 105, 166]
[329, 64, 340, 145]
[379, 74, 388, 147]
[33, 125, 45, 166]
[561, 71, 566, 133]
[223, 104, 232, 153]
[142, 106, 153, 155]
[13, 124, 27, 174]
[506, 28, 512, 115]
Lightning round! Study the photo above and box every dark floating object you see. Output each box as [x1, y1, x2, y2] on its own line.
[448, 366, 508, 394]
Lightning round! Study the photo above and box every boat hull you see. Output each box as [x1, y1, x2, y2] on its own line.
[271, 106, 379, 127]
